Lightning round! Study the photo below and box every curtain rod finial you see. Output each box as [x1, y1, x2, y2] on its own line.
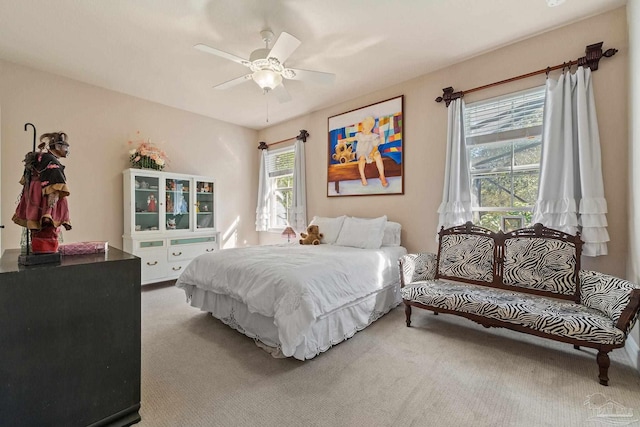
[258, 141, 268, 150]
[436, 87, 462, 107]
[297, 130, 309, 142]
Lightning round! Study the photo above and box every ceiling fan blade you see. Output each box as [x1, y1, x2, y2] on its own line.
[272, 84, 292, 103]
[213, 74, 253, 90]
[286, 68, 335, 85]
[268, 32, 301, 63]
[194, 44, 249, 66]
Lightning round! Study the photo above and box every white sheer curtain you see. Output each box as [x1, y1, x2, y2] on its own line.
[532, 66, 609, 256]
[289, 139, 307, 232]
[437, 98, 472, 234]
[255, 149, 270, 231]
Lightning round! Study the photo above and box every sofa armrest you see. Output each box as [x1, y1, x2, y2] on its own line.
[399, 253, 437, 287]
[580, 270, 640, 334]
[616, 289, 640, 334]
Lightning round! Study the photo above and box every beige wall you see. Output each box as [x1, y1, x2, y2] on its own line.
[0, 59, 260, 252]
[259, 7, 629, 279]
[627, 1, 640, 356]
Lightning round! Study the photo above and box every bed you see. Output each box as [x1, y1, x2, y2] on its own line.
[175, 216, 406, 360]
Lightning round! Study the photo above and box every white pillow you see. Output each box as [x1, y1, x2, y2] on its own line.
[382, 221, 402, 246]
[335, 216, 387, 249]
[309, 215, 346, 244]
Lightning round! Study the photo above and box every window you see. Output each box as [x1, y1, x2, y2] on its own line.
[464, 86, 545, 232]
[266, 147, 295, 230]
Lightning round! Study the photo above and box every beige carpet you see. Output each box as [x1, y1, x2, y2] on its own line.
[139, 284, 640, 427]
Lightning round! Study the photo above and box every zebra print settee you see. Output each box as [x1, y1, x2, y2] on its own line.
[400, 222, 640, 386]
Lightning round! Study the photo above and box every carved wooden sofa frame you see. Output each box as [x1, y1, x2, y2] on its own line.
[399, 222, 640, 385]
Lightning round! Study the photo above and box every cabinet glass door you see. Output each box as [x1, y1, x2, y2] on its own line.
[134, 175, 160, 232]
[165, 178, 191, 231]
[195, 180, 214, 229]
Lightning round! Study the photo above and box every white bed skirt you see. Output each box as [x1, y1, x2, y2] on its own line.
[184, 283, 402, 360]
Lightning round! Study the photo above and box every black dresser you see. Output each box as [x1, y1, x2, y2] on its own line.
[0, 247, 141, 426]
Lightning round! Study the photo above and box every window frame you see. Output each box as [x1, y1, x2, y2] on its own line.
[265, 146, 295, 232]
[464, 86, 545, 231]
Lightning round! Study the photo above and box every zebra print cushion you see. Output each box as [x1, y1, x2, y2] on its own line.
[402, 280, 626, 345]
[400, 253, 437, 285]
[503, 238, 577, 296]
[438, 234, 494, 283]
[581, 270, 640, 333]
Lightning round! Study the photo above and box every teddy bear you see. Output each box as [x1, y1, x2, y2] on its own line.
[299, 224, 323, 245]
[332, 140, 356, 164]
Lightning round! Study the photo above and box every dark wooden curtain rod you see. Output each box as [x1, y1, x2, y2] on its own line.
[258, 129, 309, 150]
[436, 42, 618, 106]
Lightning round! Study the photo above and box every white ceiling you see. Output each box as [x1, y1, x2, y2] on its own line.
[0, 0, 626, 130]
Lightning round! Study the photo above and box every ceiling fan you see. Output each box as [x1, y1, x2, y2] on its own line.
[194, 30, 335, 103]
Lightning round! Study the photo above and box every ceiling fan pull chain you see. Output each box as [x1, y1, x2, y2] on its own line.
[265, 90, 269, 123]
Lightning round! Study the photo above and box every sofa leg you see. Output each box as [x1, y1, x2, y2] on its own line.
[596, 351, 610, 386]
[574, 345, 580, 350]
[405, 304, 412, 327]
[433, 311, 438, 315]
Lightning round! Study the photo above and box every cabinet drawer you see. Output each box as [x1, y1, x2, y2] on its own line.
[167, 242, 217, 261]
[167, 260, 190, 279]
[139, 249, 167, 282]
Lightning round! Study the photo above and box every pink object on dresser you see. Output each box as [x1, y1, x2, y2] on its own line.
[58, 241, 108, 255]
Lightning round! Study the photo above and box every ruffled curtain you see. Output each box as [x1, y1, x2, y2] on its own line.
[532, 66, 608, 256]
[289, 140, 307, 232]
[255, 149, 270, 231]
[437, 98, 472, 235]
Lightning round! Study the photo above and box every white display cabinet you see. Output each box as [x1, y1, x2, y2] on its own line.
[122, 168, 219, 284]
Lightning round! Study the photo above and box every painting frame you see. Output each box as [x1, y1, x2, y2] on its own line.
[501, 215, 525, 232]
[327, 95, 404, 197]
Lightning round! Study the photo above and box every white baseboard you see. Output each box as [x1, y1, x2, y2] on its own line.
[625, 335, 640, 374]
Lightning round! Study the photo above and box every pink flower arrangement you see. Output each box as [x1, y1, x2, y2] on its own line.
[128, 131, 168, 170]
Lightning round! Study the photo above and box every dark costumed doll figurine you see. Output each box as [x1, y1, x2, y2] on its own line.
[12, 132, 72, 253]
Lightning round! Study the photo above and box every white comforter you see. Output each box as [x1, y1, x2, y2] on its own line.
[176, 244, 407, 357]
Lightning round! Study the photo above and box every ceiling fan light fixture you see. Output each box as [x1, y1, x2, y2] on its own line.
[252, 69, 282, 90]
